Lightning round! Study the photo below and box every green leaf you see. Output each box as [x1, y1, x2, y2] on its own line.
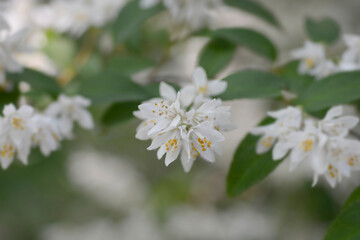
[214, 28, 277, 60]
[324, 186, 360, 240]
[305, 17, 340, 44]
[0, 89, 20, 109]
[224, 0, 280, 27]
[227, 117, 284, 197]
[101, 101, 140, 126]
[7, 68, 61, 96]
[296, 71, 360, 112]
[112, 0, 164, 43]
[273, 60, 314, 94]
[219, 70, 285, 100]
[107, 55, 155, 75]
[199, 38, 236, 78]
[80, 70, 152, 104]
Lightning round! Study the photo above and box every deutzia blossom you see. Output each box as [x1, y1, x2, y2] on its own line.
[32, 114, 62, 157]
[252, 105, 360, 187]
[251, 106, 302, 156]
[0, 104, 36, 169]
[45, 94, 94, 139]
[291, 41, 333, 79]
[134, 67, 234, 172]
[181, 67, 227, 107]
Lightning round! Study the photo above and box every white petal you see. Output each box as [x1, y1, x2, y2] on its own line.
[3, 104, 16, 116]
[255, 135, 275, 154]
[157, 145, 167, 159]
[207, 80, 227, 96]
[272, 140, 291, 160]
[180, 85, 196, 107]
[159, 82, 177, 102]
[180, 148, 194, 173]
[324, 106, 343, 120]
[192, 67, 207, 87]
[76, 109, 94, 129]
[165, 144, 181, 166]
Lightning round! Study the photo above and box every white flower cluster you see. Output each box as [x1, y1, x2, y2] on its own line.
[0, 94, 94, 169]
[251, 106, 360, 187]
[0, 15, 29, 87]
[134, 67, 235, 172]
[140, 0, 222, 38]
[291, 35, 360, 80]
[34, 0, 127, 37]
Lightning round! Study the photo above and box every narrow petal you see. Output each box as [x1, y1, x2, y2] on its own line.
[207, 80, 227, 96]
[192, 67, 207, 87]
[324, 106, 342, 120]
[160, 82, 177, 101]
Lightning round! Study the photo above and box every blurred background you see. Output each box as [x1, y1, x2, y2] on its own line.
[1, 0, 360, 239]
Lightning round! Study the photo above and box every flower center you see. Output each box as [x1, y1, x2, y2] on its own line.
[198, 86, 208, 94]
[12, 117, 25, 130]
[305, 58, 315, 69]
[261, 137, 273, 148]
[300, 139, 313, 152]
[1, 144, 15, 159]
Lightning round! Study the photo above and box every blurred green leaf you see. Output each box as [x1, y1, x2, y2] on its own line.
[296, 71, 360, 112]
[219, 70, 285, 100]
[43, 34, 76, 68]
[224, 0, 280, 27]
[112, 0, 164, 44]
[199, 38, 236, 78]
[101, 101, 139, 126]
[214, 28, 277, 60]
[107, 55, 155, 75]
[324, 185, 360, 240]
[8, 68, 61, 97]
[305, 17, 340, 44]
[80, 70, 152, 104]
[227, 117, 283, 197]
[274, 60, 314, 94]
[0, 88, 20, 109]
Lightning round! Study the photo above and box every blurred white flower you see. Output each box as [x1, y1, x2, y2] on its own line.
[34, 0, 127, 37]
[32, 114, 62, 157]
[252, 105, 360, 187]
[291, 41, 332, 79]
[0, 104, 36, 168]
[181, 67, 227, 107]
[338, 34, 360, 71]
[251, 106, 302, 156]
[68, 151, 148, 211]
[45, 94, 94, 139]
[140, 0, 160, 9]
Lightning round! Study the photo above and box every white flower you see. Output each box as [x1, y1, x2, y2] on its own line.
[45, 94, 94, 139]
[134, 82, 183, 140]
[148, 121, 224, 172]
[32, 114, 62, 157]
[0, 104, 36, 168]
[338, 34, 360, 71]
[181, 67, 227, 107]
[318, 105, 359, 138]
[251, 106, 302, 156]
[291, 41, 327, 77]
[313, 60, 337, 80]
[140, 0, 160, 9]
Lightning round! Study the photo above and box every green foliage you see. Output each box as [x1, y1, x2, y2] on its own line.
[101, 101, 140, 126]
[305, 17, 340, 44]
[324, 186, 360, 240]
[0, 88, 20, 109]
[219, 70, 285, 100]
[112, 0, 164, 44]
[214, 28, 277, 60]
[273, 60, 314, 95]
[227, 117, 284, 197]
[7, 68, 61, 97]
[199, 38, 236, 78]
[296, 71, 360, 112]
[224, 0, 280, 27]
[107, 55, 155, 75]
[79, 70, 152, 104]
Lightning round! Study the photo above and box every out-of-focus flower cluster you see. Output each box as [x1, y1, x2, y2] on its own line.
[34, 0, 128, 37]
[140, 0, 222, 39]
[0, 15, 29, 87]
[291, 35, 360, 79]
[251, 106, 360, 187]
[0, 94, 93, 169]
[134, 67, 235, 172]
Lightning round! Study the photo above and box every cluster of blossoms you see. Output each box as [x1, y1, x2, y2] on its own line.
[134, 67, 235, 172]
[0, 15, 28, 87]
[140, 0, 222, 38]
[291, 34, 360, 79]
[251, 106, 360, 187]
[0, 94, 93, 169]
[34, 0, 127, 37]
